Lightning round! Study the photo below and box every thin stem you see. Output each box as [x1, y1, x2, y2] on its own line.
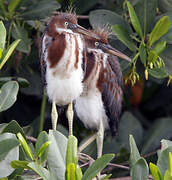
[7, 21, 13, 48]
[39, 90, 47, 133]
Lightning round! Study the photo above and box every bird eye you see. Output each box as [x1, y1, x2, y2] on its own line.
[64, 22, 69, 26]
[95, 42, 99, 46]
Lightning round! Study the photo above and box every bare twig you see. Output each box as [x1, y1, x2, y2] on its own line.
[26, 136, 37, 143]
[108, 163, 130, 170]
[77, 15, 89, 19]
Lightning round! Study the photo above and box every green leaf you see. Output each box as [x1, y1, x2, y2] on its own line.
[28, 162, 55, 180]
[35, 131, 49, 164]
[112, 25, 136, 52]
[89, 9, 131, 32]
[139, 43, 147, 65]
[161, 140, 172, 153]
[47, 130, 67, 180]
[142, 118, 172, 154]
[164, 170, 172, 180]
[157, 147, 172, 176]
[129, 134, 141, 168]
[0, 81, 19, 112]
[134, 0, 157, 35]
[127, 1, 143, 38]
[0, 21, 6, 56]
[82, 154, 114, 180]
[149, 162, 163, 180]
[12, 24, 31, 53]
[2, 120, 25, 138]
[169, 152, 172, 176]
[148, 16, 171, 47]
[66, 163, 76, 180]
[66, 135, 78, 166]
[0, 133, 19, 178]
[11, 160, 29, 169]
[148, 67, 168, 79]
[131, 158, 149, 180]
[153, 41, 166, 55]
[76, 165, 83, 180]
[100, 174, 112, 180]
[0, 39, 20, 70]
[0, 77, 29, 88]
[17, 133, 34, 161]
[158, 0, 172, 12]
[20, 0, 61, 20]
[8, 0, 21, 16]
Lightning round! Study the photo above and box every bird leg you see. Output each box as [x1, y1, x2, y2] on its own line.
[67, 102, 74, 136]
[96, 118, 104, 158]
[51, 101, 58, 130]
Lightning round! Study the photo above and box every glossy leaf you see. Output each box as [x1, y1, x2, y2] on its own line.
[0, 39, 20, 70]
[0, 133, 19, 178]
[112, 25, 136, 52]
[11, 160, 29, 169]
[12, 25, 31, 53]
[66, 135, 78, 166]
[153, 41, 166, 55]
[76, 165, 83, 180]
[8, 0, 21, 16]
[35, 131, 49, 164]
[17, 133, 34, 161]
[0, 81, 19, 112]
[82, 154, 114, 180]
[148, 16, 171, 47]
[139, 43, 147, 65]
[47, 130, 67, 180]
[148, 67, 168, 79]
[66, 163, 76, 180]
[131, 158, 149, 180]
[127, 1, 143, 38]
[20, 0, 61, 20]
[149, 162, 163, 180]
[2, 120, 25, 138]
[0, 21, 6, 58]
[157, 147, 172, 176]
[129, 134, 141, 168]
[28, 162, 55, 180]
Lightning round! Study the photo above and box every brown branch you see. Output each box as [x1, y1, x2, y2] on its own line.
[108, 163, 130, 170]
[77, 15, 89, 19]
[26, 136, 37, 143]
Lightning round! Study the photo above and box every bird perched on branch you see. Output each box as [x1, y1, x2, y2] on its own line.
[70, 27, 131, 158]
[40, 12, 98, 134]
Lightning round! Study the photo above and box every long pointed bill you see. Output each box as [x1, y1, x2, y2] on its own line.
[67, 23, 100, 40]
[100, 44, 131, 62]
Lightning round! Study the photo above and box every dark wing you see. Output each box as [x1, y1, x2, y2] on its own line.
[102, 57, 123, 136]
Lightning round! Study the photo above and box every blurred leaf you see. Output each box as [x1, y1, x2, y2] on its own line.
[35, 131, 49, 164]
[66, 163, 76, 180]
[12, 24, 31, 53]
[139, 43, 147, 65]
[164, 170, 172, 180]
[169, 152, 172, 177]
[134, 0, 157, 35]
[17, 133, 34, 161]
[0, 77, 29, 88]
[0, 21, 6, 58]
[100, 174, 112, 180]
[161, 140, 172, 153]
[153, 41, 166, 55]
[28, 162, 55, 180]
[0, 133, 19, 178]
[0, 39, 20, 70]
[82, 154, 114, 180]
[142, 118, 172, 154]
[89, 10, 131, 31]
[148, 16, 171, 47]
[127, 1, 143, 38]
[148, 67, 168, 79]
[76, 165, 83, 180]
[158, 0, 172, 12]
[66, 135, 78, 166]
[118, 111, 143, 150]
[47, 130, 67, 180]
[131, 158, 149, 180]
[20, 0, 60, 20]
[129, 134, 141, 168]
[157, 147, 172, 176]
[2, 120, 25, 138]
[11, 160, 29, 169]
[112, 25, 136, 52]
[149, 162, 163, 180]
[8, 0, 21, 16]
[0, 81, 19, 112]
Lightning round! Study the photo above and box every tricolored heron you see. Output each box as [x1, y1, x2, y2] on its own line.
[71, 28, 131, 158]
[40, 12, 97, 134]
